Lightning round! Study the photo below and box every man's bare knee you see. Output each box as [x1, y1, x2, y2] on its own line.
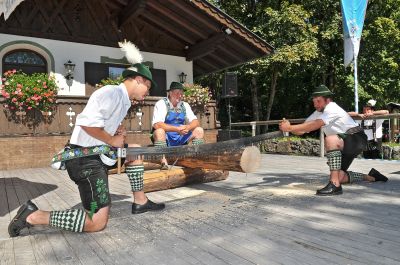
[192, 127, 204, 138]
[84, 207, 109, 232]
[153, 128, 166, 141]
[325, 135, 343, 151]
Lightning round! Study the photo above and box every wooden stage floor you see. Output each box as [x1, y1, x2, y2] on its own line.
[1, 154, 400, 265]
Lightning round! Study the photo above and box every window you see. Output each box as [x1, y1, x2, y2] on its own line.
[84, 62, 167, 96]
[2, 49, 47, 74]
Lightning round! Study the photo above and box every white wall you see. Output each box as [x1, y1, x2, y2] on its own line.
[0, 33, 193, 96]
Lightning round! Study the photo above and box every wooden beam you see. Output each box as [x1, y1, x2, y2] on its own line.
[146, 1, 208, 39]
[225, 35, 263, 58]
[98, 0, 124, 41]
[84, 0, 110, 42]
[22, 4, 40, 28]
[40, 0, 69, 33]
[142, 12, 196, 44]
[215, 45, 244, 62]
[118, 0, 146, 28]
[165, 0, 219, 31]
[186, 33, 227, 61]
[195, 59, 220, 73]
[208, 51, 234, 67]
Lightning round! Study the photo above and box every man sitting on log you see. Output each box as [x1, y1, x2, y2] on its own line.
[279, 85, 388, 196]
[152, 81, 204, 169]
[8, 41, 165, 238]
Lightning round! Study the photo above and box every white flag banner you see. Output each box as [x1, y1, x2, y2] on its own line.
[340, 0, 368, 67]
[0, 0, 24, 20]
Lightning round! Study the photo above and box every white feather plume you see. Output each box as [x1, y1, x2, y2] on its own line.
[368, 99, 376, 107]
[118, 40, 143, 64]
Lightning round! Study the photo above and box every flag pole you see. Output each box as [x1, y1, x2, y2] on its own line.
[354, 56, 359, 113]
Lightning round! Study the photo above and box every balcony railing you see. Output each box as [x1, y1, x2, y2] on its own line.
[0, 96, 217, 137]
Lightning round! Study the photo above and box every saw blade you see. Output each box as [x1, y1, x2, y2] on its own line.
[126, 131, 283, 160]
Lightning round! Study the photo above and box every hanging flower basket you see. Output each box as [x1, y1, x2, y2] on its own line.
[182, 83, 212, 114]
[1, 69, 58, 113]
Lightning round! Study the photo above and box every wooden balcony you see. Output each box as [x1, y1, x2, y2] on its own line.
[0, 96, 219, 170]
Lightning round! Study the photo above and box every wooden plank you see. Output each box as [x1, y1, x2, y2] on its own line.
[28, 234, 59, 265]
[62, 233, 106, 265]
[161, 212, 281, 265]
[161, 197, 314, 265]
[1, 154, 399, 264]
[13, 236, 37, 265]
[0, 208, 14, 264]
[0, 239, 14, 264]
[18, 169, 80, 265]
[220, 192, 399, 264]
[0, 171, 12, 239]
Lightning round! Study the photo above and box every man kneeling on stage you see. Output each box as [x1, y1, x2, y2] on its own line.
[279, 85, 388, 196]
[152, 81, 204, 169]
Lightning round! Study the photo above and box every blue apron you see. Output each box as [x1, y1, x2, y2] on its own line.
[163, 98, 192, 146]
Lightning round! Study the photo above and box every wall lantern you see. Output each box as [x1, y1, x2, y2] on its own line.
[178, 72, 187, 83]
[64, 60, 75, 80]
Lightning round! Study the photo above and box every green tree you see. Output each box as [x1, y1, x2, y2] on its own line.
[203, 0, 400, 126]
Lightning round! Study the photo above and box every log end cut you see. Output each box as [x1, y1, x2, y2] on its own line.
[239, 146, 261, 173]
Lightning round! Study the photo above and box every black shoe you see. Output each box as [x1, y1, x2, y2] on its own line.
[368, 168, 388, 182]
[8, 200, 38, 237]
[316, 181, 343, 196]
[132, 199, 165, 214]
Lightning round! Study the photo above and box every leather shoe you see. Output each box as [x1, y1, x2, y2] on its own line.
[316, 181, 343, 196]
[368, 168, 388, 182]
[132, 199, 165, 214]
[8, 200, 38, 237]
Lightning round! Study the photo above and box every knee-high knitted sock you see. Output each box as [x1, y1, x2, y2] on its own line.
[49, 209, 86, 232]
[125, 164, 144, 191]
[192, 138, 204, 145]
[154, 140, 167, 147]
[347, 171, 365, 183]
[326, 150, 342, 171]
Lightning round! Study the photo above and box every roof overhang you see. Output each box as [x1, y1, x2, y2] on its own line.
[0, 0, 274, 77]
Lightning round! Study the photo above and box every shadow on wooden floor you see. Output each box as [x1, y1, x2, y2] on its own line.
[1, 177, 57, 216]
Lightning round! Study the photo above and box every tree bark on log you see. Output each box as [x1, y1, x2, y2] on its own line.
[109, 165, 228, 193]
[174, 146, 261, 173]
[142, 168, 228, 193]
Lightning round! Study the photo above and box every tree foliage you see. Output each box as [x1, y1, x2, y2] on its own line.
[198, 0, 400, 126]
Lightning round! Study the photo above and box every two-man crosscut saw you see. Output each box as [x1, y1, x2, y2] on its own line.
[52, 131, 284, 164]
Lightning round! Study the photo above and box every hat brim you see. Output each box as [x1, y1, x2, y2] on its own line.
[167, 87, 184, 91]
[122, 69, 157, 89]
[310, 91, 334, 99]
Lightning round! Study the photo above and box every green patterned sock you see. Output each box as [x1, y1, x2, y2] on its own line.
[326, 150, 342, 171]
[154, 140, 167, 147]
[192, 138, 204, 145]
[49, 209, 86, 232]
[347, 171, 365, 183]
[126, 165, 144, 191]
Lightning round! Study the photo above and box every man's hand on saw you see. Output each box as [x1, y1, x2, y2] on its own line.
[115, 125, 127, 136]
[279, 118, 291, 132]
[109, 134, 125, 148]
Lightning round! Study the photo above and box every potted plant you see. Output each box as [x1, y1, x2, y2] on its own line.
[1, 69, 58, 115]
[182, 83, 212, 114]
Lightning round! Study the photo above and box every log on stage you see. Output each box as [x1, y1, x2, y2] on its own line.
[108, 163, 229, 193]
[174, 146, 261, 173]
